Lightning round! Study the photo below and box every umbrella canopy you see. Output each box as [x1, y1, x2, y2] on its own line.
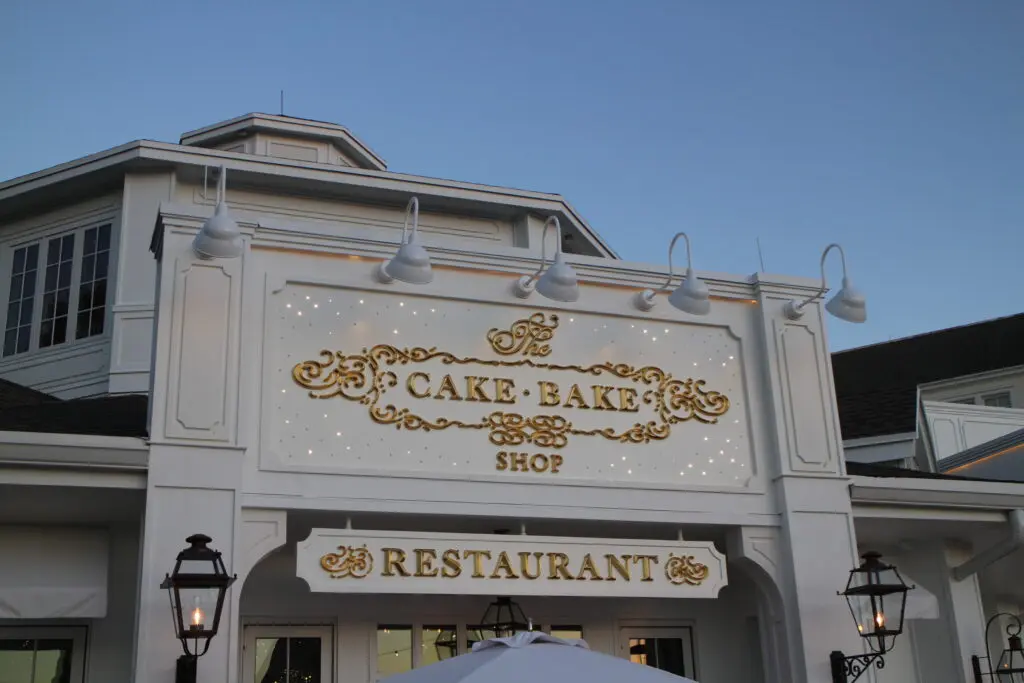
[382, 631, 698, 683]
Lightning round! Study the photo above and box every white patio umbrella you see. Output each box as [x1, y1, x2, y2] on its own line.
[382, 631, 698, 683]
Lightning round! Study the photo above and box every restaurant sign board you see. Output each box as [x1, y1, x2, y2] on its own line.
[296, 529, 728, 599]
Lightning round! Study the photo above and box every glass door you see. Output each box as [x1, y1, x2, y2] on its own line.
[242, 625, 333, 683]
[0, 627, 86, 683]
[619, 626, 696, 679]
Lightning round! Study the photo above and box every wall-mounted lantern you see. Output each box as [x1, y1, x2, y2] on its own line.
[161, 534, 237, 683]
[973, 613, 1024, 683]
[830, 551, 913, 683]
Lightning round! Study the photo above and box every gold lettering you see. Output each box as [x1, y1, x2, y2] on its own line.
[634, 554, 659, 581]
[406, 372, 430, 399]
[519, 552, 544, 579]
[465, 376, 492, 403]
[538, 381, 561, 407]
[529, 453, 549, 472]
[511, 452, 529, 472]
[495, 452, 509, 471]
[606, 554, 632, 581]
[493, 378, 517, 404]
[414, 548, 438, 577]
[563, 384, 590, 409]
[382, 548, 410, 577]
[463, 550, 492, 578]
[550, 454, 563, 474]
[434, 374, 463, 401]
[618, 387, 640, 412]
[576, 553, 604, 581]
[490, 551, 519, 579]
[441, 549, 462, 578]
[547, 552, 574, 580]
[591, 385, 617, 410]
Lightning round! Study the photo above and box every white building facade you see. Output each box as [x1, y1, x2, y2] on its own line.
[0, 114, 1022, 683]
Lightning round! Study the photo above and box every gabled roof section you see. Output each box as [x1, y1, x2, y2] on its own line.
[940, 427, 1024, 480]
[179, 113, 388, 171]
[832, 313, 1024, 440]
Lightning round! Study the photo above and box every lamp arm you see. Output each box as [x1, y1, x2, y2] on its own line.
[522, 216, 561, 287]
[792, 242, 848, 314]
[401, 196, 419, 245]
[653, 231, 694, 294]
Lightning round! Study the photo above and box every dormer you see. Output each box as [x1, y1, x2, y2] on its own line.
[178, 113, 387, 171]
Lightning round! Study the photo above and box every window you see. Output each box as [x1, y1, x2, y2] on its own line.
[242, 625, 332, 683]
[2, 223, 112, 357]
[376, 625, 412, 680]
[0, 627, 86, 683]
[947, 391, 1013, 409]
[3, 244, 39, 356]
[621, 627, 696, 679]
[983, 392, 1012, 408]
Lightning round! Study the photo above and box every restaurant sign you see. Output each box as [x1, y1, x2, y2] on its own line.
[296, 529, 728, 599]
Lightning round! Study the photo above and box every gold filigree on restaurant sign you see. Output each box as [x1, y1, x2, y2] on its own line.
[486, 312, 559, 357]
[320, 545, 373, 579]
[291, 311, 730, 448]
[664, 553, 710, 586]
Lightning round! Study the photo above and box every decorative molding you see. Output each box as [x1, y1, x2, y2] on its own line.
[240, 509, 288, 578]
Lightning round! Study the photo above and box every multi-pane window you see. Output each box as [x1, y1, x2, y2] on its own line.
[983, 392, 1012, 408]
[2, 223, 112, 358]
[3, 244, 39, 356]
[39, 234, 75, 349]
[76, 224, 111, 340]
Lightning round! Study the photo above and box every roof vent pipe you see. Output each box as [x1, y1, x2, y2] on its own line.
[952, 509, 1024, 582]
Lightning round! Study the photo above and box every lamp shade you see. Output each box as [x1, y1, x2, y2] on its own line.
[534, 251, 579, 302]
[192, 202, 243, 259]
[666, 268, 710, 316]
[380, 237, 433, 285]
[825, 277, 867, 323]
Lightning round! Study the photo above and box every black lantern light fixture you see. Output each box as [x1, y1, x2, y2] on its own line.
[830, 551, 913, 683]
[973, 613, 1024, 683]
[471, 596, 533, 641]
[161, 534, 237, 683]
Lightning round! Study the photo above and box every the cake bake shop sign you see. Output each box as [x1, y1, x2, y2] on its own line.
[296, 530, 728, 599]
[292, 312, 730, 473]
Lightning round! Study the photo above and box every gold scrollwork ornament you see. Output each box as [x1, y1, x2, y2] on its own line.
[320, 545, 373, 579]
[486, 313, 559, 357]
[664, 553, 710, 586]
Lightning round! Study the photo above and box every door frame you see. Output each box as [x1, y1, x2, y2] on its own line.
[241, 624, 334, 683]
[0, 625, 88, 683]
[618, 624, 698, 680]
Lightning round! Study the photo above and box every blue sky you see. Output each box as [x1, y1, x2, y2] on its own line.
[1, 0, 1021, 351]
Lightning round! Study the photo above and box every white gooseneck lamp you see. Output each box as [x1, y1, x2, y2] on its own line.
[784, 243, 866, 323]
[512, 216, 580, 302]
[192, 166, 243, 260]
[633, 231, 711, 315]
[377, 196, 433, 285]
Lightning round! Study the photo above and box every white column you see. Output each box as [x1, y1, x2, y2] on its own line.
[133, 446, 245, 683]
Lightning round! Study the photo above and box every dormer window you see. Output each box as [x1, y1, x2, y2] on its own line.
[3, 222, 112, 357]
